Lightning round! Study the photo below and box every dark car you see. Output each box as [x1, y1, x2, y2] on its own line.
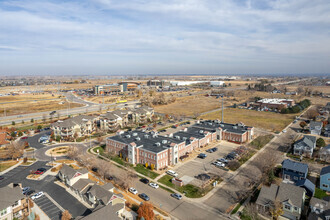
[140, 178, 149, 184]
[139, 193, 150, 201]
[50, 111, 56, 115]
[212, 147, 218, 152]
[197, 153, 207, 159]
[25, 190, 35, 196]
[206, 149, 214, 153]
[37, 168, 47, 172]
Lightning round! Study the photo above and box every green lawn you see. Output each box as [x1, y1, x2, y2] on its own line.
[314, 188, 327, 199]
[158, 174, 214, 198]
[249, 134, 274, 149]
[93, 146, 105, 154]
[133, 164, 159, 179]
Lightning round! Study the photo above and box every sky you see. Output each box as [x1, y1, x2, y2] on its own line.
[0, 0, 330, 75]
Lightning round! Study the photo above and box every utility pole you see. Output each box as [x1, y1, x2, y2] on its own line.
[221, 94, 224, 123]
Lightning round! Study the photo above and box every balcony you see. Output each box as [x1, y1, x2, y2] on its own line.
[61, 132, 73, 136]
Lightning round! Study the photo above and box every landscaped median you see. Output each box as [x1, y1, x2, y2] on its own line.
[157, 174, 221, 198]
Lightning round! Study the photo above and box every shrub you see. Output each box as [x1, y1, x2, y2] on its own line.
[150, 164, 155, 171]
[316, 138, 326, 148]
[145, 162, 149, 168]
[12, 121, 15, 125]
[37, 125, 42, 129]
[23, 157, 28, 163]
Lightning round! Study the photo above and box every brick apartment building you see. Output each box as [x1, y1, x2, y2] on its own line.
[106, 120, 254, 170]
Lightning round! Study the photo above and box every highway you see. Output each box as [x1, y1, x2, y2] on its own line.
[0, 92, 140, 126]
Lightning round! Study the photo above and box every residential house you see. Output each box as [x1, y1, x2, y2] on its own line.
[295, 179, 315, 197]
[293, 135, 317, 157]
[51, 115, 97, 140]
[282, 159, 308, 183]
[325, 102, 330, 112]
[76, 203, 126, 220]
[320, 166, 330, 192]
[324, 124, 330, 137]
[319, 145, 330, 163]
[308, 197, 330, 220]
[85, 184, 124, 208]
[256, 182, 306, 220]
[58, 164, 89, 186]
[309, 121, 323, 135]
[0, 184, 29, 220]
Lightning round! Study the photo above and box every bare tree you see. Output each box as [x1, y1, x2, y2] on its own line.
[5, 141, 25, 160]
[95, 160, 111, 179]
[42, 114, 47, 123]
[270, 199, 284, 220]
[306, 107, 319, 120]
[244, 203, 259, 220]
[67, 146, 79, 160]
[61, 210, 72, 220]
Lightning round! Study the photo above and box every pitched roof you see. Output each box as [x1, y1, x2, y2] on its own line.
[295, 179, 315, 196]
[0, 184, 24, 210]
[102, 182, 114, 191]
[256, 184, 278, 207]
[88, 185, 113, 204]
[71, 178, 94, 192]
[321, 166, 330, 176]
[277, 182, 306, 207]
[77, 203, 124, 220]
[282, 159, 308, 174]
[59, 164, 88, 180]
[294, 135, 316, 150]
[52, 115, 96, 128]
[310, 121, 323, 130]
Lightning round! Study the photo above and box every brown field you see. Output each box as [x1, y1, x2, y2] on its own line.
[0, 93, 83, 116]
[154, 95, 221, 117]
[0, 160, 19, 172]
[201, 108, 298, 132]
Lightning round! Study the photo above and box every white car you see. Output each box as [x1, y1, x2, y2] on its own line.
[166, 170, 178, 177]
[31, 191, 44, 200]
[128, 187, 138, 195]
[282, 129, 287, 133]
[214, 162, 225, 168]
[149, 183, 159, 189]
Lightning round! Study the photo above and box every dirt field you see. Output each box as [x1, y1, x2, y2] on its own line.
[0, 93, 83, 116]
[154, 95, 221, 117]
[201, 108, 298, 132]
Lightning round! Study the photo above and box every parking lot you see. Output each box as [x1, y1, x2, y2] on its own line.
[33, 193, 62, 220]
[173, 141, 239, 186]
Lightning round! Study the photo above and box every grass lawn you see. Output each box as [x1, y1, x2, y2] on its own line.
[314, 188, 327, 199]
[158, 175, 214, 198]
[154, 95, 221, 117]
[249, 134, 274, 149]
[93, 146, 105, 154]
[0, 160, 18, 172]
[133, 164, 159, 179]
[201, 108, 297, 132]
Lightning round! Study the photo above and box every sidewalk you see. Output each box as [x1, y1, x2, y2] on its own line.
[0, 159, 23, 175]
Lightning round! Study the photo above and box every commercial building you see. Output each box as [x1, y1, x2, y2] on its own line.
[94, 84, 123, 95]
[210, 81, 225, 87]
[106, 120, 254, 169]
[251, 98, 295, 110]
[147, 80, 169, 88]
[118, 82, 140, 91]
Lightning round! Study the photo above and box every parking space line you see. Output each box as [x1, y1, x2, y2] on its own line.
[44, 206, 59, 213]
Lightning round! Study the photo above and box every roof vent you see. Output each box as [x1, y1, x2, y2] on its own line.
[183, 137, 187, 141]
[169, 133, 173, 137]
[175, 135, 180, 140]
[136, 137, 141, 141]
[184, 128, 188, 132]
[233, 126, 237, 129]
[199, 130, 204, 134]
[220, 124, 224, 127]
[144, 134, 149, 138]
[209, 122, 213, 125]
[132, 132, 138, 136]
[162, 140, 167, 144]
[155, 142, 161, 147]
[126, 135, 131, 138]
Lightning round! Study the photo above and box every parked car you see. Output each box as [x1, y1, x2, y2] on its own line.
[217, 158, 228, 164]
[21, 137, 28, 140]
[206, 149, 214, 153]
[171, 193, 182, 200]
[179, 154, 189, 160]
[25, 190, 35, 196]
[139, 193, 150, 201]
[49, 111, 56, 115]
[215, 162, 225, 168]
[197, 153, 207, 159]
[282, 129, 287, 133]
[149, 183, 159, 189]
[166, 170, 178, 177]
[31, 192, 44, 200]
[128, 187, 138, 195]
[140, 178, 150, 184]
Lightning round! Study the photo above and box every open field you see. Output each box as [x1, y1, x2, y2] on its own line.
[201, 108, 298, 132]
[0, 93, 83, 116]
[0, 160, 19, 172]
[154, 95, 221, 117]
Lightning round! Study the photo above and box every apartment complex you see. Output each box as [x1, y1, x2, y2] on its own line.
[51, 115, 97, 140]
[0, 184, 29, 220]
[106, 120, 254, 170]
[99, 106, 154, 132]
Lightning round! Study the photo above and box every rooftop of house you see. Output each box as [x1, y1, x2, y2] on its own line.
[109, 130, 183, 154]
[256, 182, 306, 210]
[101, 112, 122, 120]
[308, 197, 330, 220]
[88, 184, 114, 205]
[294, 135, 317, 150]
[282, 159, 308, 174]
[309, 121, 323, 130]
[59, 164, 89, 180]
[76, 203, 124, 220]
[295, 179, 315, 196]
[52, 115, 96, 128]
[0, 184, 25, 210]
[321, 165, 330, 176]
[193, 120, 252, 134]
[71, 178, 95, 192]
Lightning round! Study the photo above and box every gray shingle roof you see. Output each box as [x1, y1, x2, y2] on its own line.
[52, 115, 96, 128]
[77, 203, 124, 220]
[294, 135, 316, 150]
[60, 164, 88, 180]
[193, 120, 251, 134]
[0, 184, 24, 210]
[256, 184, 278, 207]
[310, 121, 323, 130]
[321, 165, 330, 176]
[277, 182, 306, 207]
[282, 159, 308, 174]
[71, 178, 94, 192]
[88, 185, 113, 204]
